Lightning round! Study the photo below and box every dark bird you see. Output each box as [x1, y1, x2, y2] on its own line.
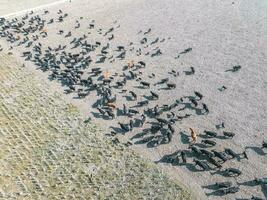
[225, 65, 242, 72]
[154, 78, 169, 86]
[194, 91, 203, 100]
[144, 28, 151, 35]
[223, 131, 235, 138]
[184, 67, 195, 75]
[180, 47, 192, 54]
[201, 139, 216, 147]
[181, 150, 187, 163]
[150, 91, 159, 100]
[212, 150, 228, 162]
[97, 108, 106, 116]
[129, 91, 137, 100]
[65, 31, 71, 37]
[118, 122, 129, 132]
[140, 81, 150, 88]
[204, 130, 217, 138]
[140, 114, 146, 127]
[193, 159, 210, 171]
[223, 168, 242, 176]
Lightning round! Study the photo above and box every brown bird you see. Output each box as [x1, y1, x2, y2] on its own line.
[107, 102, 116, 109]
[103, 71, 110, 80]
[128, 60, 134, 68]
[189, 128, 197, 144]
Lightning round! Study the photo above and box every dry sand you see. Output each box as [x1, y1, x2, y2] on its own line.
[0, 0, 266, 199]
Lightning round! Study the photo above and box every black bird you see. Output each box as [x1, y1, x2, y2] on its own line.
[129, 119, 134, 131]
[129, 91, 137, 100]
[150, 37, 159, 45]
[181, 150, 187, 163]
[223, 131, 235, 138]
[190, 98, 198, 107]
[180, 47, 192, 54]
[151, 49, 162, 57]
[108, 34, 114, 40]
[128, 109, 139, 115]
[97, 108, 106, 116]
[225, 65, 242, 72]
[224, 148, 238, 159]
[212, 150, 228, 162]
[166, 83, 176, 89]
[202, 103, 209, 114]
[154, 78, 169, 86]
[140, 81, 150, 88]
[140, 114, 146, 127]
[137, 100, 149, 107]
[123, 104, 127, 115]
[207, 157, 222, 168]
[224, 168, 242, 176]
[138, 61, 146, 67]
[215, 181, 233, 188]
[217, 187, 239, 195]
[144, 28, 151, 35]
[184, 67, 195, 75]
[156, 118, 169, 125]
[218, 85, 227, 92]
[191, 146, 202, 156]
[65, 31, 71, 37]
[168, 124, 175, 134]
[118, 122, 129, 132]
[106, 110, 115, 119]
[140, 37, 147, 44]
[200, 149, 214, 158]
[201, 139, 216, 147]
[204, 130, 217, 138]
[193, 159, 210, 171]
[194, 91, 203, 100]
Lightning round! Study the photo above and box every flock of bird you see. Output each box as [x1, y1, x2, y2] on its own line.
[0, 8, 266, 200]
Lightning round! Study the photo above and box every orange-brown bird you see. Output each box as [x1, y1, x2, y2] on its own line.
[189, 128, 197, 144]
[128, 60, 134, 68]
[107, 102, 116, 109]
[103, 71, 110, 80]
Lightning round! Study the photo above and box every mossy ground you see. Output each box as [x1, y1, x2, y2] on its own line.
[0, 53, 191, 199]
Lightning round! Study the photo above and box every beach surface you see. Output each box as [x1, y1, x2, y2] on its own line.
[0, 0, 266, 199]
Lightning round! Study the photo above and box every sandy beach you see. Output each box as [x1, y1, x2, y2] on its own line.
[0, 0, 266, 199]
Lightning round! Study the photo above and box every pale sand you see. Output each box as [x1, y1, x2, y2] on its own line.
[0, 0, 266, 199]
[0, 0, 69, 17]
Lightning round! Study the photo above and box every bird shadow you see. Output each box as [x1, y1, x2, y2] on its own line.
[143, 95, 154, 101]
[184, 71, 194, 75]
[245, 146, 266, 156]
[179, 131, 190, 144]
[261, 184, 267, 199]
[133, 86, 148, 89]
[205, 190, 225, 197]
[185, 163, 200, 172]
[123, 95, 134, 101]
[202, 183, 220, 190]
[181, 102, 204, 116]
[130, 130, 149, 140]
[92, 99, 103, 108]
[91, 112, 109, 120]
[147, 139, 160, 148]
[237, 180, 257, 187]
[134, 136, 154, 145]
[110, 126, 125, 134]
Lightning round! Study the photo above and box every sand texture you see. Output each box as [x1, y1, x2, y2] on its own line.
[0, 0, 266, 199]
